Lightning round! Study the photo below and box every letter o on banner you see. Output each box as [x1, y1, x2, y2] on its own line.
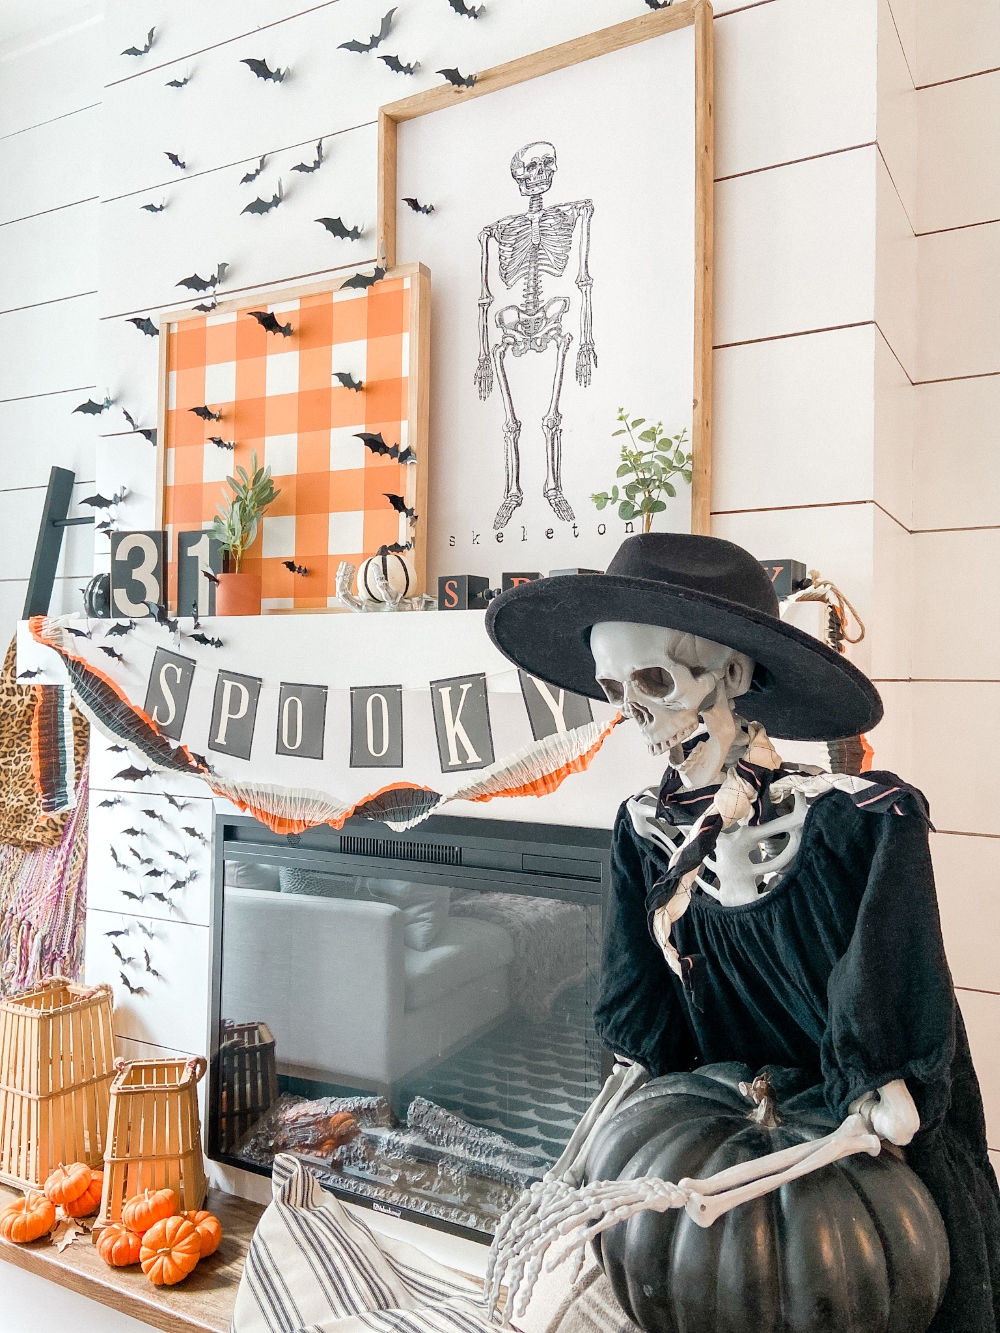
[275, 683, 327, 760]
[350, 685, 403, 768]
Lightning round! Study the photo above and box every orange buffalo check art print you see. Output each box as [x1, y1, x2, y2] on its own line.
[157, 264, 430, 611]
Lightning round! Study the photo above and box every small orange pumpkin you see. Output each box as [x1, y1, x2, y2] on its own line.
[63, 1169, 103, 1217]
[97, 1222, 143, 1267]
[123, 1187, 177, 1234]
[0, 1190, 56, 1243]
[43, 1161, 92, 1208]
[140, 1215, 201, 1285]
[182, 1210, 222, 1258]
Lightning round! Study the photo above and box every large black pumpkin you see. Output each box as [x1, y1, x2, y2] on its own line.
[582, 1063, 949, 1333]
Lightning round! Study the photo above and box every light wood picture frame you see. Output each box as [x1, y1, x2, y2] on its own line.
[377, 1, 713, 541]
[154, 264, 431, 613]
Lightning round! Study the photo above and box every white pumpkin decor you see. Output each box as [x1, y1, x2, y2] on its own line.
[357, 547, 416, 603]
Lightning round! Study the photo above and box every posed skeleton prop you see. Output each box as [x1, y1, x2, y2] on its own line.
[485, 534, 1000, 1333]
[475, 141, 596, 530]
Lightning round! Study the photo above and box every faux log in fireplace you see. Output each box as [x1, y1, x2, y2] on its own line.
[209, 813, 612, 1239]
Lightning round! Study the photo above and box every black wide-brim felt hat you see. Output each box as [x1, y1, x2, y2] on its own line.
[485, 533, 882, 741]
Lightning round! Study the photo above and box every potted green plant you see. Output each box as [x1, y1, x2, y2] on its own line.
[591, 409, 692, 533]
[210, 451, 280, 616]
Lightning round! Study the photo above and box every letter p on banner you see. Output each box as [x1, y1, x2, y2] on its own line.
[429, 673, 494, 772]
[209, 670, 262, 760]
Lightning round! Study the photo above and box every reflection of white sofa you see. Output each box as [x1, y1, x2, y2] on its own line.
[222, 887, 514, 1090]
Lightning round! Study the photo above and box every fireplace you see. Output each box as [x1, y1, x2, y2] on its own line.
[208, 813, 612, 1239]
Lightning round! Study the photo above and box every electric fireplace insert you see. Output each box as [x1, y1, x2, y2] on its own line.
[208, 813, 612, 1240]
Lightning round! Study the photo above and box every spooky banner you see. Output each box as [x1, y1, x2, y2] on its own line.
[24, 613, 662, 834]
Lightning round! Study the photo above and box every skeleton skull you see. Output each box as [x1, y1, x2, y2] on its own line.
[510, 141, 557, 197]
[590, 621, 754, 789]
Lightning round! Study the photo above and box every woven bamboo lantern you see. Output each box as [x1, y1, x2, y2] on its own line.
[0, 977, 115, 1190]
[100, 1055, 208, 1225]
[218, 1020, 278, 1154]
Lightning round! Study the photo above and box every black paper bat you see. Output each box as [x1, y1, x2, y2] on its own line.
[73, 396, 112, 415]
[190, 632, 223, 648]
[402, 197, 434, 215]
[136, 921, 155, 938]
[384, 493, 417, 521]
[119, 973, 147, 996]
[17, 668, 43, 679]
[110, 847, 127, 870]
[84, 485, 125, 508]
[145, 602, 179, 633]
[105, 928, 128, 938]
[99, 646, 124, 662]
[65, 626, 91, 638]
[122, 27, 155, 56]
[163, 794, 190, 810]
[119, 892, 144, 905]
[242, 182, 283, 216]
[127, 316, 159, 337]
[165, 151, 187, 170]
[193, 297, 218, 313]
[144, 868, 167, 879]
[282, 561, 308, 576]
[144, 950, 163, 978]
[202, 569, 220, 586]
[166, 850, 188, 862]
[380, 54, 418, 74]
[166, 75, 189, 88]
[240, 156, 267, 185]
[291, 141, 323, 174]
[95, 518, 113, 534]
[339, 8, 395, 52]
[121, 827, 144, 837]
[385, 540, 413, 553]
[644, 0, 670, 7]
[342, 266, 385, 290]
[248, 310, 292, 336]
[316, 217, 362, 241]
[108, 744, 127, 753]
[448, 0, 483, 14]
[334, 372, 363, 392]
[115, 765, 153, 782]
[170, 877, 193, 892]
[241, 56, 286, 82]
[209, 437, 234, 450]
[355, 431, 415, 462]
[111, 943, 134, 964]
[98, 796, 123, 808]
[189, 404, 222, 421]
[438, 67, 477, 87]
[189, 752, 211, 769]
[182, 827, 208, 844]
[129, 853, 153, 868]
[146, 892, 170, 905]
[105, 621, 135, 637]
[141, 809, 166, 823]
[122, 408, 157, 444]
[140, 201, 166, 213]
[176, 263, 228, 293]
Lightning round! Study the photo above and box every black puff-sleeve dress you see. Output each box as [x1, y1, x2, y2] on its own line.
[594, 773, 1000, 1333]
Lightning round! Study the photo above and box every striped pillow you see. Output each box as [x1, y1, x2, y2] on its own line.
[232, 1154, 495, 1333]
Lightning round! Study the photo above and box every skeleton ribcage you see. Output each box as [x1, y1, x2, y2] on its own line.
[497, 208, 575, 289]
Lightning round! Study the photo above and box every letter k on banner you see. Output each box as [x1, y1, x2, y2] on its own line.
[429, 673, 494, 772]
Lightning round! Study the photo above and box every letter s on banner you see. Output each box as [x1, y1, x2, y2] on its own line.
[275, 682, 327, 760]
[142, 648, 196, 741]
[429, 673, 494, 772]
[209, 670, 262, 760]
[350, 684, 403, 768]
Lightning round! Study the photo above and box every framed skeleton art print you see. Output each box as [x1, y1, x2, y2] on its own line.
[379, 0, 713, 581]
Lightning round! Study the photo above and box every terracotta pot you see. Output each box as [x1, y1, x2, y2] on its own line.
[215, 572, 261, 616]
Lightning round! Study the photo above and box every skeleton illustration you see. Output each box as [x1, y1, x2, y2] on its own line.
[486, 619, 921, 1321]
[475, 141, 596, 531]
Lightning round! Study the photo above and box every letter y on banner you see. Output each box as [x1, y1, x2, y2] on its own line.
[430, 673, 494, 772]
[518, 670, 593, 740]
[143, 648, 196, 740]
[209, 670, 262, 760]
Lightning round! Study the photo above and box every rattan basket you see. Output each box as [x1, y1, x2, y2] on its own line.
[0, 976, 115, 1189]
[100, 1055, 208, 1224]
[218, 1020, 278, 1154]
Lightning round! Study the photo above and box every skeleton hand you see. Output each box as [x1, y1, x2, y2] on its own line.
[575, 340, 596, 388]
[475, 353, 494, 400]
